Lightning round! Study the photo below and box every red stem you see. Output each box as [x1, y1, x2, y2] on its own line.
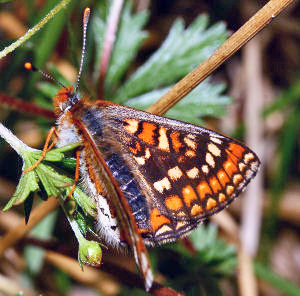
[0, 93, 56, 119]
[98, 0, 124, 99]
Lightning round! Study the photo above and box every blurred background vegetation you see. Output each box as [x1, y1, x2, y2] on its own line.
[0, 0, 300, 295]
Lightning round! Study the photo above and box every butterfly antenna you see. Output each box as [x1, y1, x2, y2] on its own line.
[24, 62, 67, 90]
[74, 7, 91, 93]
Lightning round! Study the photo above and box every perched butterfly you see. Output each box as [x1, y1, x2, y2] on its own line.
[25, 8, 260, 292]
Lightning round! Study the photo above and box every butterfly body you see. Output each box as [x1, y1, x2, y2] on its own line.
[54, 87, 260, 291]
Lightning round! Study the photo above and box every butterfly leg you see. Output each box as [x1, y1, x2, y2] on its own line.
[67, 150, 80, 199]
[22, 126, 58, 174]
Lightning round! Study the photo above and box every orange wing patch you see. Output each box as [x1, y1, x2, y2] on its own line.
[165, 195, 183, 211]
[150, 208, 171, 232]
[197, 181, 212, 200]
[182, 185, 198, 207]
[228, 142, 245, 159]
[138, 122, 157, 145]
[206, 198, 217, 210]
[217, 169, 230, 187]
[209, 175, 222, 193]
[129, 142, 142, 155]
[219, 193, 226, 202]
[185, 150, 196, 158]
[223, 160, 238, 178]
[226, 185, 234, 195]
[191, 204, 203, 216]
[170, 131, 183, 153]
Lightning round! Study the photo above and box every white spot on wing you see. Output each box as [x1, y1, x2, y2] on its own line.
[206, 152, 215, 167]
[155, 225, 173, 236]
[186, 167, 199, 179]
[134, 156, 146, 165]
[168, 166, 183, 180]
[145, 148, 151, 159]
[244, 153, 255, 164]
[208, 143, 221, 157]
[153, 177, 171, 193]
[202, 165, 209, 174]
[184, 136, 197, 150]
[124, 119, 139, 134]
[210, 136, 222, 145]
[158, 127, 170, 151]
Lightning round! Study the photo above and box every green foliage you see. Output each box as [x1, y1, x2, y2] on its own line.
[90, 2, 230, 124]
[255, 262, 300, 296]
[114, 15, 228, 102]
[152, 225, 236, 295]
[3, 142, 97, 217]
[127, 80, 232, 124]
[55, 269, 72, 295]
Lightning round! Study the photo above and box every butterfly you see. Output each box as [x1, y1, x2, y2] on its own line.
[24, 8, 260, 292]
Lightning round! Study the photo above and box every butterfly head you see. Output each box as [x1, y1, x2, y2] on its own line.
[53, 86, 81, 113]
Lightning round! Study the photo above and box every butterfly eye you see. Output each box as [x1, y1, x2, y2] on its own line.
[69, 93, 80, 106]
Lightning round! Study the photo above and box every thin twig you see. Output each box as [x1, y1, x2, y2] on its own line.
[240, 36, 264, 256]
[0, 0, 71, 60]
[98, 0, 124, 98]
[238, 248, 258, 296]
[146, 0, 294, 115]
[0, 93, 56, 119]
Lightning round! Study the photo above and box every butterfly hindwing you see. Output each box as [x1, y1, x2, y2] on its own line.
[94, 103, 260, 245]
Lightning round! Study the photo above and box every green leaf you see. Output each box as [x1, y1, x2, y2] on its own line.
[127, 79, 232, 124]
[3, 143, 96, 219]
[115, 16, 228, 102]
[31, 150, 64, 162]
[3, 158, 39, 211]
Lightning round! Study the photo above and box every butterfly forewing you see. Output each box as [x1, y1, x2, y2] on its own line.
[92, 102, 260, 245]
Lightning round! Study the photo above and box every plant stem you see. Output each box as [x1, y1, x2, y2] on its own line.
[0, 93, 56, 119]
[146, 0, 294, 116]
[0, 0, 71, 60]
[0, 122, 35, 156]
[98, 0, 124, 98]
